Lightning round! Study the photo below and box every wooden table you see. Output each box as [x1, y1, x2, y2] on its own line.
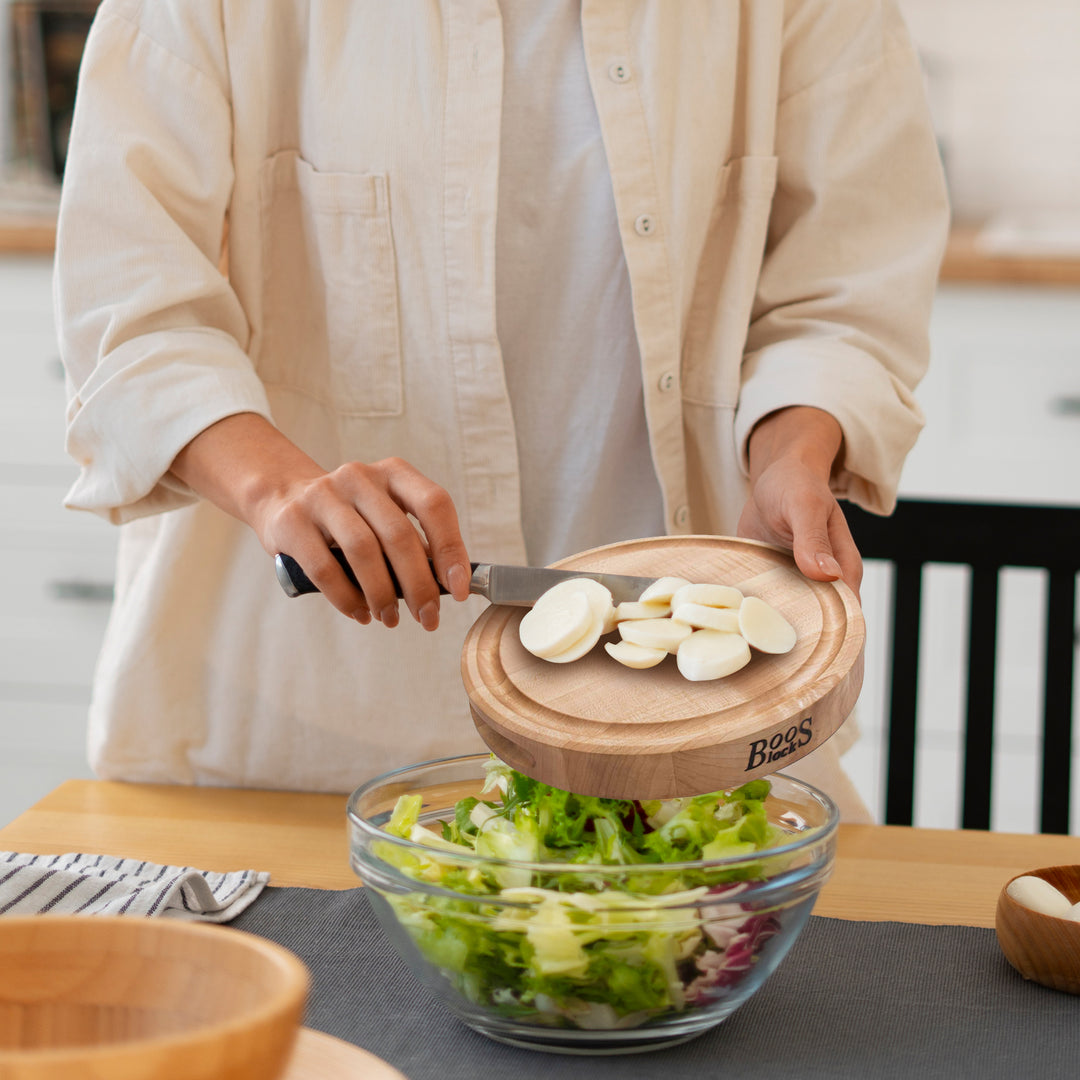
[2, 780, 1078, 929]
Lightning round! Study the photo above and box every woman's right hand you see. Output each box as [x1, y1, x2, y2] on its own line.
[169, 413, 473, 629]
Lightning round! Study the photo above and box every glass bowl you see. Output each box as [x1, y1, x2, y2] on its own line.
[347, 754, 838, 1055]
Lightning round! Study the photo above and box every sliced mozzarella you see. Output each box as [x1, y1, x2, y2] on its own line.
[545, 617, 606, 662]
[638, 576, 692, 604]
[519, 589, 594, 659]
[560, 577, 617, 629]
[671, 602, 741, 633]
[1006, 876, 1073, 918]
[671, 583, 743, 611]
[604, 640, 668, 669]
[676, 630, 751, 682]
[614, 600, 671, 622]
[519, 578, 614, 662]
[738, 595, 797, 654]
[619, 617, 694, 654]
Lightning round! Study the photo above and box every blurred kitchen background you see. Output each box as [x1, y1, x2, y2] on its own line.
[1, 0, 1078, 831]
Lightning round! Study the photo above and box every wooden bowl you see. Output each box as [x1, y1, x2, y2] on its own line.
[0, 916, 310, 1080]
[462, 535, 864, 798]
[995, 865, 1080, 994]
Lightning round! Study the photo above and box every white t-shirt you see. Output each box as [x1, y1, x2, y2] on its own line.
[496, 0, 667, 568]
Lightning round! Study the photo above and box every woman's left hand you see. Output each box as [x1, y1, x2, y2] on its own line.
[737, 406, 862, 595]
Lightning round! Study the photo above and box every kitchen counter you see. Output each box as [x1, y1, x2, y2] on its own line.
[0, 213, 56, 254]
[2, 779, 1077, 928]
[2, 215, 1079, 286]
[0, 181, 59, 254]
[940, 223, 1080, 287]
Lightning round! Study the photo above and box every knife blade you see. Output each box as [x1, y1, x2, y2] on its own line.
[274, 549, 658, 607]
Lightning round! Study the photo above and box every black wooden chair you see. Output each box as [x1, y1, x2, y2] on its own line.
[842, 498, 1080, 833]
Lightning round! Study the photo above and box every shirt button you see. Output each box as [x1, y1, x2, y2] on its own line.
[608, 61, 632, 83]
[657, 371, 676, 393]
[634, 214, 656, 237]
[673, 505, 690, 530]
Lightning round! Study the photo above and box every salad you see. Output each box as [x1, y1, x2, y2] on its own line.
[372, 757, 802, 1031]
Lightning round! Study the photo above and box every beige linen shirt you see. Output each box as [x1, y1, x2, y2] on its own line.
[55, 0, 948, 803]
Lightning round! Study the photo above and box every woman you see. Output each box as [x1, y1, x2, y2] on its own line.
[54, 0, 948, 816]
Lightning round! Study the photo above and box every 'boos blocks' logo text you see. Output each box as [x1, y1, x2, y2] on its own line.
[745, 717, 813, 770]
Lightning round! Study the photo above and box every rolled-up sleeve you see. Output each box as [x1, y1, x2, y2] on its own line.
[54, 4, 271, 523]
[735, 1, 950, 515]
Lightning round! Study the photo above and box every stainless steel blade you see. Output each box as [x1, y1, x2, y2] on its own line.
[471, 564, 658, 607]
[274, 551, 659, 608]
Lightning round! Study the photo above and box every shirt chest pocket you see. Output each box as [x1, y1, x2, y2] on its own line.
[258, 152, 403, 417]
[681, 155, 778, 408]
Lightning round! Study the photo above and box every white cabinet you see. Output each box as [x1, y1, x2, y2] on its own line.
[901, 283, 1080, 505]
[848, 282, 1080, 833]
[0, 254, 116, 826]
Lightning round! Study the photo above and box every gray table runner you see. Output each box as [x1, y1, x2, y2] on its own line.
[233, 886, 1079, 1080]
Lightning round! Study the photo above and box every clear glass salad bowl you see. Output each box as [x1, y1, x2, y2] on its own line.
[347, 753, 838, 1055]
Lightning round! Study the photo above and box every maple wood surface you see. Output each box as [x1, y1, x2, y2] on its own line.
[463, 536, 865, 799]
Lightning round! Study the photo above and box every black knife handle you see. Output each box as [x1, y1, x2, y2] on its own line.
[275, 550, 476, 600]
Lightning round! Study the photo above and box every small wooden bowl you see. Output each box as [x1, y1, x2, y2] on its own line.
[0, 915, 310, 1080]
[995, 865, 1080, 994]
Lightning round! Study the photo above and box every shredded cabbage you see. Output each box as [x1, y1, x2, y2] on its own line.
[374, 758, 791, 1029]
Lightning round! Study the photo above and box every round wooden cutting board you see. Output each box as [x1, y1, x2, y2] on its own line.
[461, 535, 865, 799]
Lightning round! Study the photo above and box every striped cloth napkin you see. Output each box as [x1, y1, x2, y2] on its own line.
[0, 852, 270, 922]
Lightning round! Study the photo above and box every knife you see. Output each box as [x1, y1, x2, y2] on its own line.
[274, 549, 658, 607]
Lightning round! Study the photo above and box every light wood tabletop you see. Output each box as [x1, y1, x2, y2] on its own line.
[1, 780, 1077, 929]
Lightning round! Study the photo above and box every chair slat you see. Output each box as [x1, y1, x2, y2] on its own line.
[961, 567, 999, 830]
[844, 500, 1080, 570]
[1040, 570, 1076, 834]
[846, 498, 1080, 835]
[885, 562, 922, 826]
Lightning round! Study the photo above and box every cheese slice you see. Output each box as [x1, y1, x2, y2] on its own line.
[738, 596, 797, 654]
[638, 576, 692, 604]
[615, 600, 671, 622]
[676, 629, 751, 681]
[671, 602, 741, 633]
[519, 589, 594, 660]
[604, 640, 668, 669]
[618, 617, 694, 654]
[671, 583, 743, 611]
[519, 578, 615, 662]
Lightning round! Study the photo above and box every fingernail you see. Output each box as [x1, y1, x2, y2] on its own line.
[446, 563, 469, 599]
[419, 601, 440, 631]
[816, 553, 842, 579]
[353, 608, 371, 626]
[380, 603, 399, 628]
